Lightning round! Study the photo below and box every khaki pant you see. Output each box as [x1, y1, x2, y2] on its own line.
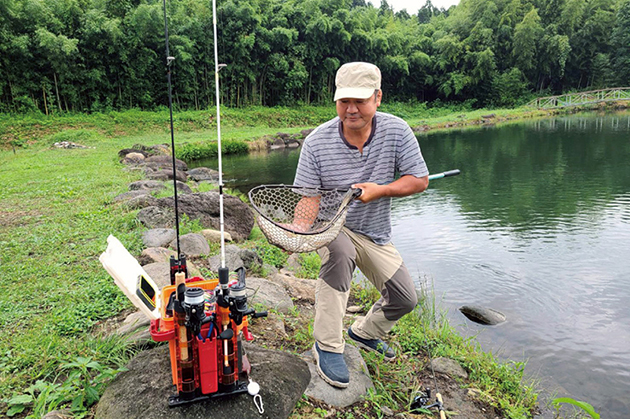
[313, 228, 418, 353]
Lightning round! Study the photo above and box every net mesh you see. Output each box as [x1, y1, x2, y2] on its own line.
[248, 185, 359, 253]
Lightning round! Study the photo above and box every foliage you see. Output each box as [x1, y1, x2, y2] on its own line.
[0, 0, 627, 114]
[176, 139, 249, 160]
[553, 397, 600, 419]
[5, 356, 127, 418]
[255, 242, 289, 268]
[295, 252, 321, 279]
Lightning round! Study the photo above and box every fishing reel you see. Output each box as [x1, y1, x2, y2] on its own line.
[216, 266, 267, 325]
[182, 287, 207, 337]
[410, 387, 446, 418]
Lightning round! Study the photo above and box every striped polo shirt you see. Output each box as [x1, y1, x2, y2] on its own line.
[294, 111, 428, 245]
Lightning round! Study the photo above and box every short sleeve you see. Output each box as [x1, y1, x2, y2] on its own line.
[396, 124, 429, 178]
[293, 137, 322, 188]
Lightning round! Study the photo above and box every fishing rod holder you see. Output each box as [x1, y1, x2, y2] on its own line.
[151, 260, 267, 407]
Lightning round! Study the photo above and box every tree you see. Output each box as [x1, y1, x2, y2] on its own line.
[611, 0, 630, 86]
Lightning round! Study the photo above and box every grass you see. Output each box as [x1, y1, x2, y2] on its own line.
[0, 102, 559, 417]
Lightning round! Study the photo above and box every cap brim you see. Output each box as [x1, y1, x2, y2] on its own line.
[333, 88, 375, 102]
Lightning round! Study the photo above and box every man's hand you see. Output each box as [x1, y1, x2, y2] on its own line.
[353, 175, 429, 203]
[352, 182, 387, 203]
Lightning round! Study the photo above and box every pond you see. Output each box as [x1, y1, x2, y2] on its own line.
[190, 112, 630, 418]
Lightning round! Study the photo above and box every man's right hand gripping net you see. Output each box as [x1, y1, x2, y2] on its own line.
[248, 185, 361, 253]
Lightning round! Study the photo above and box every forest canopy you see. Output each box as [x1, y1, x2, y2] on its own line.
[1, 0, 629, 113]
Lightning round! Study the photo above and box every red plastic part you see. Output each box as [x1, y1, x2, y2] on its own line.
[197, 324, 218, 394]
[185, 276, 205, 284]
[243, 326, 254, 342]
[150, 319, 175, 342]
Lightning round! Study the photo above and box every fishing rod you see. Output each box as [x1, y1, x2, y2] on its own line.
[162, 0, 181, 258]
[428, 169, 460, 181]
[407, 169, 460, 419]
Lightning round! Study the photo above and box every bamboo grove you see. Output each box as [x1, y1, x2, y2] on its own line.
[1, 0, 629, 113]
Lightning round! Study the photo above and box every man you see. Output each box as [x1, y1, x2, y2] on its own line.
[294, 62, 429, 388]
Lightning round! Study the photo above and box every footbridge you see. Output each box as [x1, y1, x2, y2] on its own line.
[528, 87, 630, 109]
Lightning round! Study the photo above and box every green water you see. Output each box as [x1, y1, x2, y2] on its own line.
[191, 112, 630, 418]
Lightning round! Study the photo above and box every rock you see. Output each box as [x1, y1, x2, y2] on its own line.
[285, 253, 302, 272]
[239, 248, 262, 270]
[143, 262, 172, 289]
[270, 272, 316, 304]
[201, 229, 232, 243]
[96, 343, 310, 419]
[380, 405, 394, 416]
[53, 141, 89, 149]
[124, 152, 146, 164]
[346, 306, 363, 314]
[145, 155, 188, 172]
[286, 140, 301, 148]
[156, 192, 254, 241]
[208, 244, 245, 272]
[142, 260, 202, 288]
[139, 247, 178, 265]
[137, 206, 175, 229]
[129, 180, 165, 191]
[246, 277, 294, 314]
[481, 114, 496, 119]
[459, 305, 506, 325]
[170, 233, 210, 257]
[125, 194, 158, 209]
[117, 311, 151, 336]
[431, 357, 468, 380]
[257, 312, 288, 340]
[114, 190, 151, 202]
[119, 148, 149, 159]
[262, 263, 278, 276]
[187, 167, 219, 182]
[142, 228, 177, 248]
[42, 409, 73, 419]
[175, 181, 193, 194]
[270, 137, 286, 150]
[146, 168, 187, 183]
[301, 344, 374, 408]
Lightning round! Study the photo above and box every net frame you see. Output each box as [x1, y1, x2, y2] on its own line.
[248, 184, 361, 253]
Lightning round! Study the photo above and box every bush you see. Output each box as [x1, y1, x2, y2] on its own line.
[176, 139, 249, 161]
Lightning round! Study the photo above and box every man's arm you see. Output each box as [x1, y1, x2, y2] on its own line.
[289, 196, 321, 232]
[352, 174, 428, 203]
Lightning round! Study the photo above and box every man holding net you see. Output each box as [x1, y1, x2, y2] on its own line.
[294, 62, 429, 388]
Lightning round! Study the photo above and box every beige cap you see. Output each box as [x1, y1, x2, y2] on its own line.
[333, 62, 381, 101]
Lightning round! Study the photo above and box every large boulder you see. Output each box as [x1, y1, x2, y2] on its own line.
[137, 206, 175, 229]
[245, 277, 294, 314]
[114, 190, 151, 203]
[301, 344, 374, 408]
[459, 305, 506, 325]
[139, 247, 177, 265]
[187, 167, 219, 183]
[95, 344, 310, 419]
[145, 155, 188, 172]
[169, 233, 210, 257]
[156, 192, 254, 241]
[146, 168, 187, 183]
[142, 228, 177, 248]
[270, 271, 316, 304]
[142, 261, 202, 289]
[129, 180, 166, 191]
